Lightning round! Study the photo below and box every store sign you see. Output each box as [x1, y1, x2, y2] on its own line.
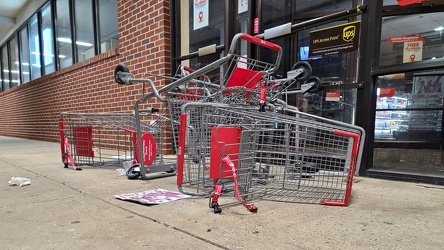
[388, 35, 423, 43]
[193, 0, 209, 30]
[238, 0, 248, 14]
[388, 35, 424, 62]
[326, 92, 341, 102]
[254, 18, 259, 34]
[403, 41, 423, 63]
[379, 88, 396, 98]
[309, 21, 360, 57]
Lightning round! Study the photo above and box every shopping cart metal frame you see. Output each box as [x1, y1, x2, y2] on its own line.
[176, 102, 365, 211]
[113, 33, 317, 180]
[59, 111, 176, 178]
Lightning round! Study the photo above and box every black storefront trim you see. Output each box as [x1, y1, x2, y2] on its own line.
[365, 169, 444, 186]
[372, 58, 444, 76]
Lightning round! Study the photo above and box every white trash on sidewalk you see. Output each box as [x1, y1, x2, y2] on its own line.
[8, 177, 31, 187]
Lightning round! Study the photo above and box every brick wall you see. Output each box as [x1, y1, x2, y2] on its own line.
[0, 0, 171, 149]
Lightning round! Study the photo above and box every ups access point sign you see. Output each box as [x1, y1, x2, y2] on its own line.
[309, 21, 361, 57]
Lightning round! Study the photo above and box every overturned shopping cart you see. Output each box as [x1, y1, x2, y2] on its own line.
[112, 33, 319, 179]
[176, 103, 365, 212]
[59, 110, 176, 178]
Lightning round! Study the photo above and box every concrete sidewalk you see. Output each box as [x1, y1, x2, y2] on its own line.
[1, 135, 443, 250]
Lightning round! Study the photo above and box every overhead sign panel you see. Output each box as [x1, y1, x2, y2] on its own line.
[309, 21, 361, 57]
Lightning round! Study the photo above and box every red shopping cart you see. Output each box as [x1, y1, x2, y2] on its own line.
[112, 33, 319, 180]
[176, 103, 365, 212]
[59, 110, 176, 178]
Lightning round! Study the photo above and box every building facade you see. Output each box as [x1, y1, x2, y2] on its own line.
[1, 0, 444, 185]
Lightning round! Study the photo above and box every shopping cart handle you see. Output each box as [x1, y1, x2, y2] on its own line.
[241, 33, 281, 51]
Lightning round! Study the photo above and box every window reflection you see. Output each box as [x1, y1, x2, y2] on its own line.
[29, 17, 41, 80]
[9, 37, 20, 87]
[41, 4, 55, 75]
[19, 28, 31, 84]
[375, 72, 443, 141]
[2, 46, 10, 90]
[295, 0, 352, 16]
[380, 13, 444, 66]
[374, 71, 444, 176]
[187, 0, 224, 77]
[56, 0, 73, 69]
[98, 0, 119, 53]
[75, 0, 95, 62]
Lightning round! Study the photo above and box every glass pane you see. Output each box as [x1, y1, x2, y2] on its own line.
[291, 88, 357, 124]
[295, 0, 352, 15]
[75, 0, 95, 62]
[56, 0, 73, 69]
[374, 71, 444, 176]
[380, 12, 444, 66]
[2, 46, 10, 90]
[9, 37, 20, 87]
[187, 0, 224, 74]
[289, 20, 359, 124]
[260, 0, 291, 78]
[384, 0, 400, 5]
[29, 17, 41, 80]
[98, 0, 118, 53]
[375, 72, 442, 141]
[41, 4, 55, 75]
[19, 28, 31, 84]
[373, 148, 444, 176]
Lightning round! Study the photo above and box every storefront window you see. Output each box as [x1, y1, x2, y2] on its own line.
[292, 20, 359, 124]
[29, 17, 41, 80]
[41, 4, 55, 75]
[374, 71, 444, 176]
[98, 0, 119, 53]
[75, 0, 95, 62]
[295, 0, 352, 15]
[2, 46, 10, 90]
[19, 27, 31, 84]
[180, 0, 224, 76]
[383, 0, 399, 5]
[56, 0, 73, 69]
[9, 37, 19, 87]
[379, 12, 444, 66]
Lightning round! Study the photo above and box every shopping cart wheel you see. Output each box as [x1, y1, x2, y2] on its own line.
[126, 164, 141, 179]
[291, 61, 312, 82]
[114, 64, 130, 85]
[307, 76, 322, 93]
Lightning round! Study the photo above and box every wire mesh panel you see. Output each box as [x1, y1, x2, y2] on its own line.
[59, 112, 168, 169]
[177, 103, 364, 206]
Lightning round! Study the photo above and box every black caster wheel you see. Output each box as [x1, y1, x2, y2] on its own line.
[114, 64, 130, 85]
[291, 61, 312, 82]
[307, 76, 322, 93]
[126, 164, 141, 179]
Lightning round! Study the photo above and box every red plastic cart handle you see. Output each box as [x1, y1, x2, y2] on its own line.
[241, 33, 281, 51]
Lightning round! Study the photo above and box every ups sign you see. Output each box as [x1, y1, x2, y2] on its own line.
[309, 21, 360, 57]
[343, 25, 356, 42]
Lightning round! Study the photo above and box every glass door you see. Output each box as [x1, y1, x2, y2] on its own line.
[373, 71, 444, 176]
[371, 5, 444, 177]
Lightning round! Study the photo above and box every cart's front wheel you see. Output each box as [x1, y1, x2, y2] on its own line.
[307, 76, 322, 93]
[126, 164, 141, 179]
[114, 64, 130, 85]
[291, 61, 312, 82]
